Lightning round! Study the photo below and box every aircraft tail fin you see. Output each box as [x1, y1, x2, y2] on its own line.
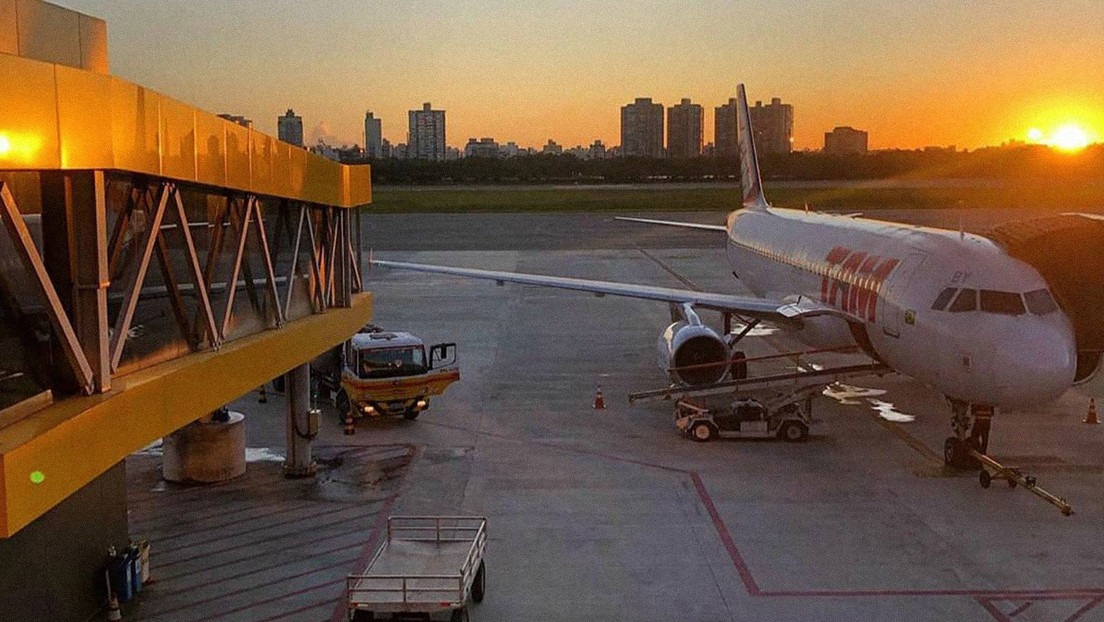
[736, 84, 770, 210]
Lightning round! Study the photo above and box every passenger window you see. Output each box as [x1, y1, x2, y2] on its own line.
[1024, 289, 1059, 315]
[947, 288, 977, 312]
[979, 290, 1026, 315]
[931, 287, 957, 311]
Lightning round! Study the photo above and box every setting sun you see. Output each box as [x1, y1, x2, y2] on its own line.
[1050, 124, 1090, 152]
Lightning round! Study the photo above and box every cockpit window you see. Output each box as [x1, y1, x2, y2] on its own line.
[931, 287, 957, 311]
[979, 290, 1026, 315]
[1024, 288, 1059, 315]
[947, 288, 977, 312]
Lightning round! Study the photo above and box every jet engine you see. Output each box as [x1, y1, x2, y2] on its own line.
[656, 304, 730, 386]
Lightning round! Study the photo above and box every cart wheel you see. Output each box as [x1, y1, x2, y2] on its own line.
[1008, 477, 1017, 489]
[450, 607, 470, 622]
[403, 409, 420, 421]
[690, 421, 716, 443]
[336, 390, 351, 419]
[979, 469, 992, 489]
[472, 560, 486, 603]
[779, 421, 809, 443]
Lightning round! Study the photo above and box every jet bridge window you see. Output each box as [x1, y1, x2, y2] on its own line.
[947, 288, 977, 312]
[980, 290, 1026, 315]
[1023, 288, 1059, 315]
[931, 287, 958, 310]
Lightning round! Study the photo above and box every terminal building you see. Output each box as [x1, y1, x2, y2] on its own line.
[0, 2, 372, 619]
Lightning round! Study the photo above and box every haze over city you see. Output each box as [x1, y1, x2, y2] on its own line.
[55, 1, 1104, 151]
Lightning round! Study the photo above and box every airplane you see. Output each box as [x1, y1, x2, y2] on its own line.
[370, 84, 1104, 469]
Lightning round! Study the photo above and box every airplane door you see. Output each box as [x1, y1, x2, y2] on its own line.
[881, 253, 926, 338]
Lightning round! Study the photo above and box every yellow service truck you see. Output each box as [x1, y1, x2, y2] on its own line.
[335, 326, 460, 422]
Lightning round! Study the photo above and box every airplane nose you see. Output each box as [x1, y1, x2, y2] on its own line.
[996, 321, 1077, 406]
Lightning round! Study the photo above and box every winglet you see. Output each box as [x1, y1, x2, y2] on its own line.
[736, 84, 769, 210]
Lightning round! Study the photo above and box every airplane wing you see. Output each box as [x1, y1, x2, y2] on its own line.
[614, 216, 728, 232]
[370, 258, 844, 322]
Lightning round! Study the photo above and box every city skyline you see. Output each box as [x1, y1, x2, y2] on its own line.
[56, 1, 1104, 151]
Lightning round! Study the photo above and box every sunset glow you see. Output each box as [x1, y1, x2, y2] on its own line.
[56, 1, 1104, 151]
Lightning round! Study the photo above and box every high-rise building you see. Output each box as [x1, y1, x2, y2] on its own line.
[541, 139, 563, 155]
[620, 98, 664, 158]
[749, 97, 794, 154]
[364, 111, 383, 158]
[823, 126, 869, 154]
[408, 102, 446, 161]
[667, 98, 703, 158]
[714, 98, 738, 157]
[276, 109, 302, 147]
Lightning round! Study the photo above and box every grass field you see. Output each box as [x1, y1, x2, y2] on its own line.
[367, 179, 1104, 213]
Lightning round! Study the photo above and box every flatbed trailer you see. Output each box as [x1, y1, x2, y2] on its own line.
[346, 516, 487, 622]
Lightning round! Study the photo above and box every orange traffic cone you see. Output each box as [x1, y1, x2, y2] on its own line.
[1085, 398, 1099, 424]
[593, 386, 606, 410]
[343, 411, 356, 435]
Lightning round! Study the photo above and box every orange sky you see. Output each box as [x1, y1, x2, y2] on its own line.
[59, 1, 1104, 151]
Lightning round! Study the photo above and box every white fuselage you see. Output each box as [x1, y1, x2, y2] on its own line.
[725, 207, 1078, 409]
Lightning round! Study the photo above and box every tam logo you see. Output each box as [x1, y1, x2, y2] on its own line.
[820, 246, 900, 322]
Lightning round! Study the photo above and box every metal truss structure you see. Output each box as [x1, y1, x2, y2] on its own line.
[0, 171, 362, 400]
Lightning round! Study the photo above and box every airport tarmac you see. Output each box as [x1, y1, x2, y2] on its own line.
[131, 209, 1104, 621]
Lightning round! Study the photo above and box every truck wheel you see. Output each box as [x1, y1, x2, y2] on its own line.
[779, 421, 808, 442]
[690, 421, 716, 443]
[471, 560, 486, 603]
[403, 410, 420, 421]
[450, 607, 469, 622]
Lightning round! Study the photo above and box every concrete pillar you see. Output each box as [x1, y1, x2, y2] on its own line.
[162, 412, 246, 483]
[284, 364, 316, 477]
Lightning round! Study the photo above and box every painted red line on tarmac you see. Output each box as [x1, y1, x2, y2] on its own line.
[254, 596, 338, 622]
[764, 588, 1104, 598]
[978, 597, 1012, 622]
[132, 495, 316, 532]
[145, 500, 327, 545]
[160, 524, 369, 582]
[153, 502, 364, 552]
[206, 578, 345, 622]
[1066, 596, 1104, 622]
[328, 493, 400, 622]
[158, 511, 375, 570]
[1006, 601, 1032, 617]
[690, 472, 761, 595]
[145, 557, 358, 618]
[155, 540, 365, 597]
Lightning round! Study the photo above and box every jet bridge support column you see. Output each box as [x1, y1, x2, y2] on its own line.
[284, 363, 317, 478]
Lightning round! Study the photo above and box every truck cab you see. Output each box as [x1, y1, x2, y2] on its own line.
[337, 326, 460, 421]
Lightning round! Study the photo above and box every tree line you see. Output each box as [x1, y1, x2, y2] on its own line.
[354, 144, 1104, 185]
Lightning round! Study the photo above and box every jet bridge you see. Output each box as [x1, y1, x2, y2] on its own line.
[987, 214, 1104, 385]
[0, 3, 372, 619]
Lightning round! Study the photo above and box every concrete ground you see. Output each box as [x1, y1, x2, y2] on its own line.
[128, 210, 1104, 622]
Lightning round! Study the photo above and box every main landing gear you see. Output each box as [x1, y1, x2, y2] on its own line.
[942, 401, 994, 470]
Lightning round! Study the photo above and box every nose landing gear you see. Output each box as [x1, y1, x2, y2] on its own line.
[943, 401, 993, 469]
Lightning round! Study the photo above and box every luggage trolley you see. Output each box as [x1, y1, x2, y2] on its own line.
[346, 516, 488, 621]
